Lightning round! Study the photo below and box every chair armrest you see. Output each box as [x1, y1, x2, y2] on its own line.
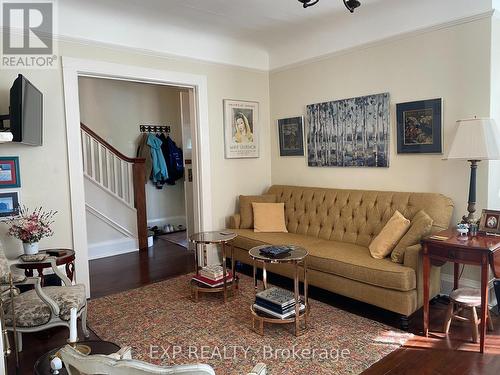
[403, 244, 422, 272]
[47, 257, 72, 286]
[228, 214, 241, 229]
[247, 363, 266, 375]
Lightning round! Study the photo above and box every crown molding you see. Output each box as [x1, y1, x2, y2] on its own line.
[270, 10, 495, 74]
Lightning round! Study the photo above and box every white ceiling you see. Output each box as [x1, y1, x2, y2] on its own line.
[58, 0, 493, 70]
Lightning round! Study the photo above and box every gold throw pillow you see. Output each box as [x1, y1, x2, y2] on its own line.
[391, 210, 433, 263]
[239, 195, 277, 229]
[252, 202, 288, 233]
[369, 211, 410, 259]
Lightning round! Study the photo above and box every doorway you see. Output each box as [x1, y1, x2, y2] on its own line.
[62, 57, 213, 297]
[78, 77, 193, 259]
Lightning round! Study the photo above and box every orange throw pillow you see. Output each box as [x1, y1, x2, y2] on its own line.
[252, 203, 288, 233]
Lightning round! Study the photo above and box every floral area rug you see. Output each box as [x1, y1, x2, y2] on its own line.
[87, 273, 412, 374]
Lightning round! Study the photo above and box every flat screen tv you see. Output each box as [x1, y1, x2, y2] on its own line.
[9, 74, 43, 146]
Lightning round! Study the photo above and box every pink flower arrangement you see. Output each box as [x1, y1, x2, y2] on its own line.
[5, 206, 57, 244]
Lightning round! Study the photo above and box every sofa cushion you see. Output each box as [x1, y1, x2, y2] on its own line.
[252, 203, 288, 233]
[369, 211, 410, 259]
[391, 210, 433, 264]
[231, 229, 416, 292]
[239, 195, 277, 229]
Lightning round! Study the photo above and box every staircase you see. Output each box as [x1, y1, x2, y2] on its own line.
[81, 123, 147, 257]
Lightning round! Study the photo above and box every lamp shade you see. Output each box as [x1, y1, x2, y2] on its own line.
[447, 118, 500, 160]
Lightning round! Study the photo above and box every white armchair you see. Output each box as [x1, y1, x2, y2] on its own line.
[0, 245, 89, 352]
[60, 345, 267, 375]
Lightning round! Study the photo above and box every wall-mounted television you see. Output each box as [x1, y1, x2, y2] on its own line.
[8, 74, 43, 146]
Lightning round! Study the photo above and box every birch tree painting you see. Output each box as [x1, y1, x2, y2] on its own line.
[306, 93, 390, 168]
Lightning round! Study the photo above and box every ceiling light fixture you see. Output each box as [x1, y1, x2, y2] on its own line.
[298, 0, 361, 13]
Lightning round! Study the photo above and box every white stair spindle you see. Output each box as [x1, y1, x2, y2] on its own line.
[98, 144, 104, 185]
[89, 139, 96, 179]
[128, 163, 134, 206]
[81, 131, 88, 175]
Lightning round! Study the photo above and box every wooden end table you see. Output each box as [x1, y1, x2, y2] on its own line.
[422, 229, 500, 353]
[15, 249, 75, 286]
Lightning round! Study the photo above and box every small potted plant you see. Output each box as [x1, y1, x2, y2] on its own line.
[5, 206, 57, 255]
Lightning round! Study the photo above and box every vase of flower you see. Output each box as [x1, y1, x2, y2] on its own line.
[22, 242, 39, 255]
[4, 206, 57, 255]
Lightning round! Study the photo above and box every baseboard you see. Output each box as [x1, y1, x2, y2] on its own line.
[88, 238, 139, 260]
[441, 274, 498, 309]
[147, 216, 186, 228]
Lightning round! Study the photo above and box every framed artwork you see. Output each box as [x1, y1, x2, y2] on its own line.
[306, 93, 390, 168]
[0, 191, 20, 218]
[479, 209, 500, 234]
[0, 157, 20, 188]
[396, 98, 442, 154]
[278, 117, 304, 156]
[224, 99, 259, 159]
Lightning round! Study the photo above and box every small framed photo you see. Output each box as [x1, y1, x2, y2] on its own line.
[396, 98, 442, 154]
[224, 99, 259, 159]
[278, 116, 304, 156]
[0, 157, 20, 188]
[479, 209, 500, 234]
[0, 191, 20, 218]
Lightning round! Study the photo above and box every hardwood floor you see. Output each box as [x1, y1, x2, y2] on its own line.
[6, 239, 500, 374]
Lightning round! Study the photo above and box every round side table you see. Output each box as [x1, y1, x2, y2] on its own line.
[189, 231, 238, 303]
[15, 249, 75, 286]
[34, 340, 120, 375]
[249, 245, 309, 337]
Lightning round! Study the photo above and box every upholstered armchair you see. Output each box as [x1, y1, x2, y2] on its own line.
[0, 244, 89, 352]
[60, 345, 267, 375]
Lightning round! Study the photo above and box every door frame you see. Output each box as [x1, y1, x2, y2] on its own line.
[62, 57, 213, 296]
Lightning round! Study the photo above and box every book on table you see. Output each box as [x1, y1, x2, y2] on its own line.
[192, 271, 233, 287]
[253, 286, 305, 319]
[199, 264, 227, 280]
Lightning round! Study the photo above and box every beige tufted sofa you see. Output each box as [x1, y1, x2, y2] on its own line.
[228, 185, 454, 324]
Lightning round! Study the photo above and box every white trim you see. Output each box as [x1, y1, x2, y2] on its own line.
[270, 10, 495, 73]
[85, 204, 136, 239]
[62, 57, 213, 297]
[88, 238, 139, 260]
[441, 274, 497, 308]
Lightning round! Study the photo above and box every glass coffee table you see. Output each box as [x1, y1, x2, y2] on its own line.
[189, 231, 238, 303]
[249, 245, 309, 336]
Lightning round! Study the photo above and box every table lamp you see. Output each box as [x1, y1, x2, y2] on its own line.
[447, 118, 500, 223]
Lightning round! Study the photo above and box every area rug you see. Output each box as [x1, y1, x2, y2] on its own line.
[87, 274, 412, 374]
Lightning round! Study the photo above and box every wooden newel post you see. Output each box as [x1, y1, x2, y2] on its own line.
[133, 160, 148, 250]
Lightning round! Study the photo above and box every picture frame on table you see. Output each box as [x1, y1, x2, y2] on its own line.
[396, 98, 443, 154]
[0, 157, 21, 188]
[224, 99, 259, 159]
[0, 191, 20, 218]
[478, 209, 500, 235]
[277, 116, 304, 156]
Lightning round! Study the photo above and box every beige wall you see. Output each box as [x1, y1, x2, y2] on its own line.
[269, 18, 492, 282]
[489, 14, 500, 210]
[0, 38, 271, 258]
[78, 77, 186, 225]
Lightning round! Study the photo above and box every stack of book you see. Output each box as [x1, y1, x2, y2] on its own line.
[253, 287, 305, 319]
[192, 265, 233, 287]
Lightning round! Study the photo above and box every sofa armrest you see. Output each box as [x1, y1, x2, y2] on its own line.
[404, 244, 441, 309]
[228, 214, 241, 229]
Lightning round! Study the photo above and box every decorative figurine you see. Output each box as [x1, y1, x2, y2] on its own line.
[457, 223, 469, 236]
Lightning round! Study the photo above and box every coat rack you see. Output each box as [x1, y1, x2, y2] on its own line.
[140, 125, 170, 133]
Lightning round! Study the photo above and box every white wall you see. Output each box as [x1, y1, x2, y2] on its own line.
[0, 37, 271, 261]
[269, 18, 492, 281]
[78, 77, 187, 227]
[489, 13, 500, 210]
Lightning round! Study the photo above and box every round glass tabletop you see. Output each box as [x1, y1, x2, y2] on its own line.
[249, 245, 308, 262]
[189, 231, 237, 244]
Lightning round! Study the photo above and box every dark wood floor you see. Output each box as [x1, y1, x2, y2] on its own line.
[7, 238, 500, 374]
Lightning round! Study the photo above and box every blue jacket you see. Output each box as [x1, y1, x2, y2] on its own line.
[147, 134, 168, 183]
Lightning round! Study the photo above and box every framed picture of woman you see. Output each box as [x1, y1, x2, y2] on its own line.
[224, 99, 259, 159]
